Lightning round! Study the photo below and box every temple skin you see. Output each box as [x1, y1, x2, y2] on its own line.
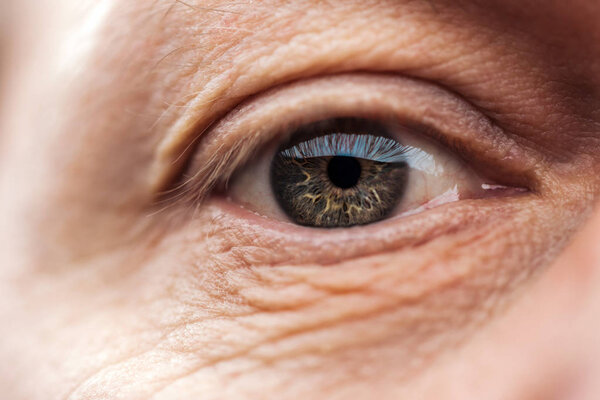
[1, 0, 600, 399]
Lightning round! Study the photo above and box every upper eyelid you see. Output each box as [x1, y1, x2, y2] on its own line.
[162, 72, 544, 208]
[148, 4, 534, 195]
[138, 1, 586, 206]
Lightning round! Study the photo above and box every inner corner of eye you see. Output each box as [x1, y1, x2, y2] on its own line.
[224, 116, 518, 229]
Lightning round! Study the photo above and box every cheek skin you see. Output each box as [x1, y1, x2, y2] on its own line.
[29, 186, 582, 399]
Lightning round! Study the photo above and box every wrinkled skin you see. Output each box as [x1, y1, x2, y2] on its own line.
[1, 1, 600, 399]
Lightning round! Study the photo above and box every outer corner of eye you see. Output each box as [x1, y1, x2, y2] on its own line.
[220, 116, 525, 230]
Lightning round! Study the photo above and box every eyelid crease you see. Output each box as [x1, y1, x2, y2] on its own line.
[160, 73, 543, 211]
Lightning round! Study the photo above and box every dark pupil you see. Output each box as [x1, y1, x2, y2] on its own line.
[327, 156, 361, 189]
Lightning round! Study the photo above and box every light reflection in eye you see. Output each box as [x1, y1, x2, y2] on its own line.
[280, 132, 445, 176]
[403, 147, 444, 176]
[280, 134, 408, 162]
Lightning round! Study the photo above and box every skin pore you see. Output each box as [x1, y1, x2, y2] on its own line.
[1, 0, 600, 399]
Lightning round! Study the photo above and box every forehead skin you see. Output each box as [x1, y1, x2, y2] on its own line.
[1, 1, 600, 399]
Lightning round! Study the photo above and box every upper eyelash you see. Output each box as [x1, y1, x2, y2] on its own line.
[280, 133, 410, 163]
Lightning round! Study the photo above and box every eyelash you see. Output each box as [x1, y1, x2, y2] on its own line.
[281, 133, 409, 162]
[164, 73, 540, 209]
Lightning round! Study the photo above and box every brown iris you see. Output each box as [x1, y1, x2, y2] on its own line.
[270, 118, 409, 228]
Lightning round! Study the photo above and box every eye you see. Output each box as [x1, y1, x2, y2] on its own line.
[227, 116, 511, 228]
[172, 73, 539, 247]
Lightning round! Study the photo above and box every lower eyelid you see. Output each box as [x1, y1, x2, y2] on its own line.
[208, 191, 535, 266]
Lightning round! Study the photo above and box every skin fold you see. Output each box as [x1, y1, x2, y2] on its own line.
[1, 0, 600, 399]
